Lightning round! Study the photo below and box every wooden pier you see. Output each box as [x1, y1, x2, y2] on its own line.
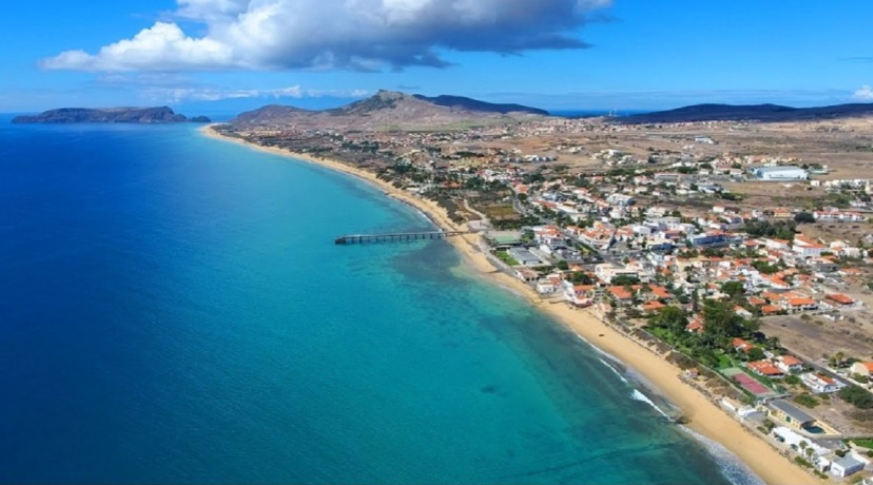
[335, 231, 472, 245]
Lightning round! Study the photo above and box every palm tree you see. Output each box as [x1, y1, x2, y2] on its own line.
[835, 351, 846, 368]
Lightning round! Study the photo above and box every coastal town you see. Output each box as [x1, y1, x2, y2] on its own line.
[215, 95, 873, 483]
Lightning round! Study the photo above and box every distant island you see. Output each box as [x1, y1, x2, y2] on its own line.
[619, 102, 873, 124]
[12, 107, 211, 124]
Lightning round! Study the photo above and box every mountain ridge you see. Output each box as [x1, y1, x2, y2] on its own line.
[230, 90, 548, 131]
[619, 102, 873, 123]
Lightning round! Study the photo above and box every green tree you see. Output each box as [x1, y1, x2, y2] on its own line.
[785, 374, 801, 386]
[747, 347, 766, 361]
[721, 281, 746, 299]
[794, 212, 816, 224]
[650, 306, 688, 334]
[702, 299, 744, 340]
[570, 272, 593, 285]
[556, 260, 570, 271]
[752, 260, 780, 275]
[611, 275, 641, 286]
[835, 351, 846, 368]
[839, 385, 873, 409]
[742, 316, 761, 335]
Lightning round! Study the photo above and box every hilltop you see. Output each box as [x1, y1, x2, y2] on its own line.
[13, 107, 210, 124]
[230, 90, 548, 131]
[620, 102, 873, 124]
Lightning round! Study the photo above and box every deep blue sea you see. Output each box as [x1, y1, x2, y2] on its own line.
[0, 118, 758, 485]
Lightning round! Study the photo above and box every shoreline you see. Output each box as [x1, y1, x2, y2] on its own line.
[201, 125, 817, 485]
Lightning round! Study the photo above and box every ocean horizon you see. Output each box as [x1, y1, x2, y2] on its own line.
[0, 118, 758, 485]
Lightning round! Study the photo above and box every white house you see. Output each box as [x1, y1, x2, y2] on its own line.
[775, 355, 805, 374]
[763, 238, 792, 251]
[536, 276, 563, 295]
[814, 211, 866, 223]
[850, 362, 873, 378]
[595, 263, 639, 284]
[562, 282, 597, 307]
[801, 373, 845, 394]
[752, 166, 809, 181]
[607, 193, 635, 207]
[793, 235, 827, 258]
[831, 454, 868, 478]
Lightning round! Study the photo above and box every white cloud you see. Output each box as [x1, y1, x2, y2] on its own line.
[41, 22, 233, 72]
[140, 84, 368, 103]
[41, 0, 611, 72]
[854, 85, 873, 101]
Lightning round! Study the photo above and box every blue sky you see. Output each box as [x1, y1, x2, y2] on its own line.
[2, 0, 872, 113]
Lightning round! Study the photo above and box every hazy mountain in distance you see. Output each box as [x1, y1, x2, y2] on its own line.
[13, 107, 210, 124]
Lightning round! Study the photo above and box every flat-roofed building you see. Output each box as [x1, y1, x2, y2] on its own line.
[767, 399, 816, 431]
[831, 455, 867, 478]
[752, 166, 809, 181]
[508, 248, 544, 267]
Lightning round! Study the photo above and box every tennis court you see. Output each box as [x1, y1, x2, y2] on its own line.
[722, 367, 777, 398]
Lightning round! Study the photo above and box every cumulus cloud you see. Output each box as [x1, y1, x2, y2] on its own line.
[41, 0, 611, 72]
[854, 85, 873, 101]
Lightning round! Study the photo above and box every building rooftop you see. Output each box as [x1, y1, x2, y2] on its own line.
[754, 166, 807, 173]
[769, 399, 815, 424]
[833, 455, 865, 470]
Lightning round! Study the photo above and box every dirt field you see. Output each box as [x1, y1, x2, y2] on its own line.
[761, 314, 873, 363]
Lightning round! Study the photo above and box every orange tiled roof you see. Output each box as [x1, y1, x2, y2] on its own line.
[787, 298, 815, 307]
[608, 286, 634, 300]
[748, 297, 767, 306]
[642, 301, 666, 311]
[748, 361, 783, 376]
[649, 285, 672, 299]
[827, 294, 854, 305]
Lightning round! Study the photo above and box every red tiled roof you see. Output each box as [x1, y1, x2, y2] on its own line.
[748, 361, 783, 376]
[787, 298, 816, 307]
[827, 294, 854, 305]
[608, 286, 634, 300]
[748, 297, 767, 306]
[649, 285, 672, 299]
[642, 301, 666, 311]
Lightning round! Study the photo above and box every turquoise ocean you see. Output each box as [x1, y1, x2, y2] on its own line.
[0, 118, 761, 484]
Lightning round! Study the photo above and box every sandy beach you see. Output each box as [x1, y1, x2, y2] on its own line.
[202, 125, 818, 485]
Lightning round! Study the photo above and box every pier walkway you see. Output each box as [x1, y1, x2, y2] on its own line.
[335, 230, 474, 245]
